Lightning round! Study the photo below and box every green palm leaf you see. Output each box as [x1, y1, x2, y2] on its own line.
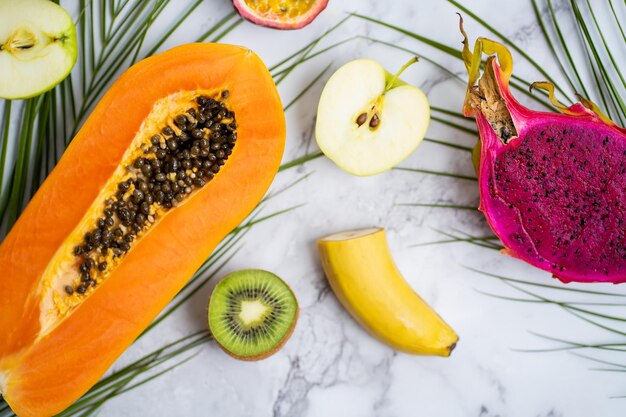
[0, 1, 339, 415]
[2, 0, 625, 414]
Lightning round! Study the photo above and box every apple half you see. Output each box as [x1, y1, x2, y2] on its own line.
[0, 0, 77, 100]
[315, 58, 430, 176]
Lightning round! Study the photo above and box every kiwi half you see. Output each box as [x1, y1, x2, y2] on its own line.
[208, 269, 298, 361]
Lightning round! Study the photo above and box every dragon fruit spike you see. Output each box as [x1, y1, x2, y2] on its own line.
[459, 17, 626, 284]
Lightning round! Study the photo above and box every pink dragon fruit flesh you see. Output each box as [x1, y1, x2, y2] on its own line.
[460, 21, 626, 284]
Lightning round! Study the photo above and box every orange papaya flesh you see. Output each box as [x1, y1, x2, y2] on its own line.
[0, 43, 285, 417]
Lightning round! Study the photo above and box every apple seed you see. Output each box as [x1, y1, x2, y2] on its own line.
[356, 112, 367, 126]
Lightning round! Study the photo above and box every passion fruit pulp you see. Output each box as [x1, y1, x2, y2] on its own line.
[232, 0, 329, 30]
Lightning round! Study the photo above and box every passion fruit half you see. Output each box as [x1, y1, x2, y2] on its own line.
[233, 0, 329, 30]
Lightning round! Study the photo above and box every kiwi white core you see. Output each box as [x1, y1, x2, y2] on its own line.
[239, 300, 269, 326]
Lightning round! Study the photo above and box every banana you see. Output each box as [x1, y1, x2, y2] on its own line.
[317, 227, 458, 356]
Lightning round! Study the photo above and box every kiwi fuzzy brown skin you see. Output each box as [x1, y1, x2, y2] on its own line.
[207, 270, 299, 361]
[212, 307, 299, 362]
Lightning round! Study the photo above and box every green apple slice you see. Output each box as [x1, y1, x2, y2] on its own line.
[0, 0, 77, 100]
[315, 58, 430, 176]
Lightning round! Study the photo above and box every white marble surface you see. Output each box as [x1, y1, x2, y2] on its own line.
[83, 1, 626, 416]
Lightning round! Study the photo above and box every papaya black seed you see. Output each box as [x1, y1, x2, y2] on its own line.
[118, 181, 130, 192]
[167, 138, 178, 151]
[156, 149, 167, 160]
[90, 231, 101, 244]
[175, 115, 187, 126]
[191, 129, 203, 139]
[134, 158, 145, 169]
[65, 285, 74, 295]
[118, 208, 130, 220]
[141, 164, 153, 176]
[133, 189, 144, 202]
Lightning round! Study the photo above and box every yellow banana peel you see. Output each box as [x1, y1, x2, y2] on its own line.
[317, 227, 458, 357]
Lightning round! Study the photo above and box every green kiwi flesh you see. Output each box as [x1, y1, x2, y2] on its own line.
[208, 269, 299, 360]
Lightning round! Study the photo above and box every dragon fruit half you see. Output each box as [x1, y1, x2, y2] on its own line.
[460, 21, 626, 284]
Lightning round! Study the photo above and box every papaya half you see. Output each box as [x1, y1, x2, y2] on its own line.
[0, 43, 285, 417]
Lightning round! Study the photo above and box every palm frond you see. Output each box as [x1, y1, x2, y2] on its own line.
[394, 167, 477, 181]
[0, 1, 333, 415]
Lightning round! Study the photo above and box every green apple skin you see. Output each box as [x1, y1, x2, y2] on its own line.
[0, 0, 78, 100]
[315, 59, 430, 176]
